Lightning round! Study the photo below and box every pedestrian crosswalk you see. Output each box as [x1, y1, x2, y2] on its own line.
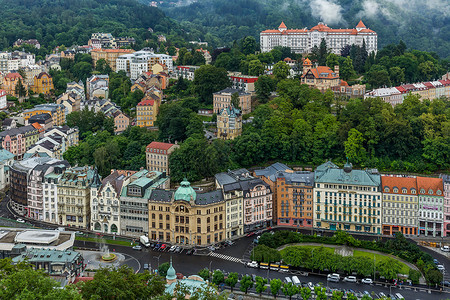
[209, 252, 243, 263]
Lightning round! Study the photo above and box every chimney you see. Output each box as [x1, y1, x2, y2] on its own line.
[335, 65, 339, 78]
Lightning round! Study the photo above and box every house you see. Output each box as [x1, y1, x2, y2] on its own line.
[213, 88, 252, 115]
[136, 99, 158, 127]
[2, 73, 27, 97]
[0, 148, 14, 190]
[31, 72, 54, 94]
[301, 59, 340, 92]
[0, 89, 6, 110]
[173, 66, 200, 81]
[229, 74, 259, 94]
[91, 49, 135, 71]
[28, 113, 53, 130]
[116, 50, 173, 80]
[113, 111, 129, 134]
[217, 105, 242, 140]
[23, 104, 65, 126]
[145, 141, 179, 175]
[86, 75, 109, 100]
[0, 125, 40, 159]
[14, 39, 41, 49]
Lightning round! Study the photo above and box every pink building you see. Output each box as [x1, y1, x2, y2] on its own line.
[442, 175, 450, 237]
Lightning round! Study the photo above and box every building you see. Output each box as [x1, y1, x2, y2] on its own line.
[173, 66, 200, 81]
[28, 113, 53, 130]
[91, 49, 135, 71]
[65, 81, 86, 100]
[217, 105, 242, 140]
[213, 88, 251, 115]
[21, 64, 44, 87]
[86, 75, 109, 100]
[313, 161, 382, 234]
[301, 59, 340, 93]
[0, 125, 40, 159]
[14, 39, 41, 49]
[2, 72, 27, 97]
[116, 50, 173, 80]
[148, 179, 226, 246]
[0, 148, 14, 190]
[113, 111, 129, 134]
[145, 142, 179, 175]
[229, 74, 258, 94]
[442, 175, 450, 237]
[31, 72, 54, 94]
[331, 80, 366, 98]
[57, 166, 101, 229]
[222, 183, 244, 239]
[417, 176, 444, 237]
[215, 169, 273, 233]
[0, 89, 6, 110]
[23, 104, 65, 126]
[88, 33, 135, 49]
[91, 171, 130, 234]
[119, 170, 170, 237]
[381, 176, 419, 236]
[45, 126, 79, 149]
[136, 99, 158, 127]
[164, 261, 214, 297]
[260, 20, 377, 55]
[27, 159, 70, 221]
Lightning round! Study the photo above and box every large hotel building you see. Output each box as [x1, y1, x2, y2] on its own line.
[260, 20, 377, 55]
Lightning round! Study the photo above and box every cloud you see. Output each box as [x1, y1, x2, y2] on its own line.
[361, 0, 380, 18]
[309, 0, 344, 25]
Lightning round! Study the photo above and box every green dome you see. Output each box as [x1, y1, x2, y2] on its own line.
[166, 260, 177, 280]
[174, 179, 196, 202]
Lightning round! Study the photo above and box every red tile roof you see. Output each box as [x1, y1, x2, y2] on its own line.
[423, 82, 434, 88]
[416, 177, 444, 195]
[92, 49, 134, 53]
[72, 277, 94, 284]
[137, 99, 155, 106]
[5, 72, 22, 79]
[146, 141, 176, 151]
[381, 176, 417, 195]
[261, 21, 375, 35]
[356, 20, 366, 28]
[302, 66, 338, 79]
[279, 21, 287, 29]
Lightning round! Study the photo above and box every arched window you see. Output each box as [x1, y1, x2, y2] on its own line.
[152, 213, 155, 219]
[94, 222, 101, 231]
[428, 189, 433, 195]
[111, 224, 118, 233]
[197, 218, 201, 224]
[159, 214, 163, 219]
[384, 187, 389, 192]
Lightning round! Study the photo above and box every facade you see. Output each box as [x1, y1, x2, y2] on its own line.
[91, 171, 129, 234]
[148, 179, 226, 246]
[301, 59, 340, 92]
[331, 80, 366, 98]
[28, 113, 53, 130]
[145, 141, 179, 175]
[2, 72, 27, 97]
[22, 64, 43, 87]
[417, 176, 444, 237]
[23, 104, 65, 126]
[43, 170, 65, 223]
[90, 49, 135, 71]
[213, 88, 251, 115]
[173, 66, 200, 81]
[260, 20, 377, 55]
[136, 99, 158, 127]
[32, 72, 54, 94]
[217, 105, 242, 140]
[381, 176, 419, 236]
[116, 50, 173, 80]
[0, 125, 40, 159]
[314, 161, 382, 234]
[0, 148, 14, 190]
[14, 39, 41, 49]
[113, 111, 129, 134]
[442, 175, 450, 237]
[57, 166, 101, 229]
[222, 184, 244, 239]
[120, 170, 170, 237]
[0, 89, 6, 110]
[229, 74, 258, 94]
[86, 75, 109, 100]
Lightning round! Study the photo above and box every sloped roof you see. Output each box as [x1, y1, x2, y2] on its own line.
[303, 66, 338, 79]
[356, 20, 366, 28]
[381, 176, 418, 195]
[5, 73, 22, 79]
[279, 21, 287, 29]
[137, 99, 155, 106]
[416, 176, 443, 195]
[146, 141, 176, 151]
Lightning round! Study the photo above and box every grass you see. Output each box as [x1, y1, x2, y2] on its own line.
[284, 245, 335, 254]
[353, 250, 411, 274]
[75, 236, 136, 247]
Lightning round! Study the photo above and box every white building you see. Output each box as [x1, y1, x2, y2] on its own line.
[0, 148, 14, 190]
[0, 89, 6, 110]
[116, 50, 173, 80]
[417, 177, 444, 237]
[260, 20, 377, 55]
[43, 169, 66, 223]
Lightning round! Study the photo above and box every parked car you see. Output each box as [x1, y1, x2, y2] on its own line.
[159, 244, 167, 251]
[442, 281, 450, 287]
[207, 246, 215, 251]
[168, 245, 177, 252]
[441, 245, 450, 252]
[379, 292, 387, 298]
[186, 248, 194, 255]
[343, 276, 357, 283]
[307, 282, 314, 290]
[285, 277, 292, 284]
[246, 232, 256, 237]
[327, 273, 340, 282]
[16, 218, 25, 223]
[132, 245, 142, 251]
[433, 259, 440, 265]
[292, 276, 301, 286]
[362, 278, 373, 284]
[247, 261, 258, 268]
[143, 263, 149, 270]
[154, 243, 161, 250]
[437, 265, 445, 272]
[174, 246, 182, 253]
[226, 240, 234, 246]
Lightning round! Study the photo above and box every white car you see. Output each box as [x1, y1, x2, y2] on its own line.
[168, 245, 177, 252]
[16, 218, 25, 223]
[441, 246, 450, 252]
[362, 278, 373, 284]
[343, 276, 357, 283]
[437, 265, 445, 272]
[247, 261, 258, 268]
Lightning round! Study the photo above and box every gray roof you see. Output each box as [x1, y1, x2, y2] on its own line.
[214, 88, 250, 96]
[195, 189, 224, 205]
[223, 178, 270, 194]
[149, 189, 173, 202]
[279, 171, 314, 186]
[215, 172, 237, 186]
[254, 162, 291, 179]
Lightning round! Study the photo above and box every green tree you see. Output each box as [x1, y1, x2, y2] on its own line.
[225, 272, 238, 292]
[95, 58, 112, 74]
[239, 275, 253, 294]
[248, 59, 264, 76]
[255, 276, 268, 296]
[255, 75, 276, 103]
[344, 128, 367, 164]
[376, 258, 402, 280]
[231, 92, 240, 109]
[198, 268, 210, 281]
[158, 262, 170, 277]
[340, 57, 356, 81]
[212, 269, 224, 285]
[273, 61, 290, 80]
[318, 38, 329, 66]
[193, 65, 230, 104]
[366, 65, 391, 89]
[347, 293, 358, 300]
[326, 53, 340, 70]
[314, 286, 327, 300]
[282, 282, 299, 300]
[15, 78, 27, 97]
[300, 287, 311, 300]
[241, 36, 257, 55]
[270, 278, 282, 298]
[167, 46, 177, 56]
[389, 66, 405, 86]
[331, 290, 344, 300]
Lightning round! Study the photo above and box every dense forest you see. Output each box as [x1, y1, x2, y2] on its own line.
[163, 0, 450, 59]
[0, 0, 187, 53]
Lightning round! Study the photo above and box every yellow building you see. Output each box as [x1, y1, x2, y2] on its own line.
[217, 105, 242, 140]
[136, 98, 158, 127]
[148, 180, 226, 246]
[23, 104, 65, 126]
[301, 59, 340, 93]
[32, 72, 54, 94]
[2, 72, 27, 97]
[91, 49, 135, 71]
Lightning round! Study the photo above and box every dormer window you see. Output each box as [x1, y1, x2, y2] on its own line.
[393, 187, 398, 193]
[437, 190, 442, 195]
[420, 189, 425, 194]
[428, 189, 433, 195]
[402, 188, 407, 194]
[384, 187, 389, 193]
[411, 189, 416, 194]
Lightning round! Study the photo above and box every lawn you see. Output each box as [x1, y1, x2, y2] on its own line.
[353, 250, 411, 274]
[282, 245, 335, 254]
[75, 236, 136, 247]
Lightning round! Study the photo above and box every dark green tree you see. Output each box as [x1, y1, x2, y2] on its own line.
[193, 65, 230, 104]
[255, 75, 276, 103]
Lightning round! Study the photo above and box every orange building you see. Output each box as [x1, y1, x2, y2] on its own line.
[32, 72, 54, 94]
[90, 49, 135, 71]
[2, 73, 27, 97]
[301, 59, 340, 93]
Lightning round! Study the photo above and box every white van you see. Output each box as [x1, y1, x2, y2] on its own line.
[292, 276, 301, 285]
[327, 273, 340, 282]
[285, 277, 292, 284]
[395, 293, 405, 299]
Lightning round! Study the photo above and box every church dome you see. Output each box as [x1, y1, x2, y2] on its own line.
[166, 260, 177, 281]
[174, 179, 196, 202]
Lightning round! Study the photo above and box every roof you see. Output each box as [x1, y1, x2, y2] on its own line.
[91, 49, 134, 53]
[316, 161, 339, 172]
[278, 171, 315, 186]
[149, 189, 173, 202]
[137, 99, 155, 106]
[219, 105, 241, 118]
[302, 66, 338, 79]
[356, 20, 366, 28]
[195, 189, 224, 205]
[315, 165, 381, 186]
[0, 90, 6, 97]
[381, 176, 418, 195]
[261, 21, 375, 35]
[146, 141, 177, 151]
[36, 72, 51, 79]
[5, 73, 22, 79]
[29, 113, 52, 122]
[254, 162, 291, 178]
[12, 248, 81, 264]
[279, 21, 287, 29]
[303, 58, 312, 65]
[215, 172, 239, 186]
[214, 88, 251, 96]
[0, 148, 14, 162]
[174, 179, 196, 202]
[416, 176, 444, 195]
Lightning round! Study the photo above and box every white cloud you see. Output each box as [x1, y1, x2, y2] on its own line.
[309, 0, 344, 25]
[361, 0, 380, 18]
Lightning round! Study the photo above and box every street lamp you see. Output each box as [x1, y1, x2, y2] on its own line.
[209, 261, 213, 282]
[153, 255, 161, 269]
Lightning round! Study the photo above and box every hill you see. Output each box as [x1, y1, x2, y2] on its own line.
[0, 0, 183, 51]
[162, 0, 450, 59]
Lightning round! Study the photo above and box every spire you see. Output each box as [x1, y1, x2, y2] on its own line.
[356, 20, 366, 28]
[279, 21, 287, 29]
[166, 257, 177, 281]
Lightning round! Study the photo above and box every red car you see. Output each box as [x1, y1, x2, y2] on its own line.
[159, 244, 167, 251]
[246, 232, 256, 237]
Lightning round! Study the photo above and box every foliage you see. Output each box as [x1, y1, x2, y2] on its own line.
[255, 276, 268, 296]
[300, 287, 311, 300]
[193, 65, 231, 105]
[158, 262, 170, 277]
[212, 269, 224, 285]
[198, 268, 210, 281]
[282, 282, 299, 300]
[251, 245, 281, 263]
[273, 61, 291, 81]
[66, 108, 115, 137]
[255, 75, 276, 103]
[239, 275, 253, 294]
[269, 278, 282, 298]
[225, 272, 238, 292]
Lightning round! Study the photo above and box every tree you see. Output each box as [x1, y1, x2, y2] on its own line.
[225, 272, 238, 292]
[347, 293, 358, 300]
[231, 92, 240, 109]
[366, 65, 391, 89]
[326, 53, 340, 70]
[255, 75, 276, 103]
[389, 66, 405, 86]
[248, 59, 264, 76]
[339, 57, 356, 81]
[331, 290, 344, 300]
[95, 58, 112, 74]
[314, 286, 327, 300]
[193, 65, 230, 104]
[376, 258, 402, 280]
[239, 275, 253, 294]
[344, 128, 367, 164]
[241, 36, 257, 55]
[15, 78, 27, 97]
[318, 38, 328, 65]
[273, 61, 290, 80]
[198, 268, 210, 281]
[270, 278, 282, 298]
[300, 287, 311, 300]
[212, 269, 224, 285]
[282, 282, 299, 300]
[255, 276, 268, 296]
[158, 262, 170, 277]
[167, 45, 177, 56]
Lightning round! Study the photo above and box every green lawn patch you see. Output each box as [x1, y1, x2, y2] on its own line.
[281, 245, 335, 254]
[75, 236, 135, 247]
[353, 250, 411, 274]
